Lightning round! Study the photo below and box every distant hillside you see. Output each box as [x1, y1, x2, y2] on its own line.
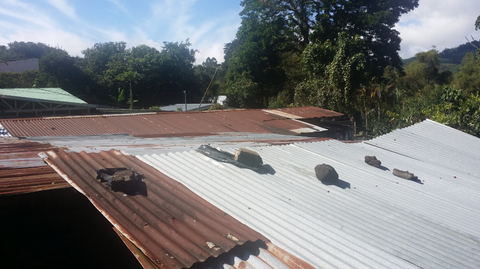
[402, 40, 479, 73]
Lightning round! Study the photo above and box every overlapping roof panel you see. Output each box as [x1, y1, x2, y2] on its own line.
[0, 137, 69, 195]
[0, 87, 88, 104]
[0, 107, 340, 138]
[136, 120, 480, 268]
[41, 149, 273, 269]
[264, 107, 343, 119]
[28, 133, 330, 156]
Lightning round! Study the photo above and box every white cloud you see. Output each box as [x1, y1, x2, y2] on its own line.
[47, 0, 78, 21]
[396, 0, 480, 58]
[0, 0, 241, 62]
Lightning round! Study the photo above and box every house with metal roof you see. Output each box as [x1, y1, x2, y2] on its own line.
[0, 87, 95, 118]
[1, 116, 479, 268]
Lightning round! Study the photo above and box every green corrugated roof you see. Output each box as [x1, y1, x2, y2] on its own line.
[0, 88, 87, 104]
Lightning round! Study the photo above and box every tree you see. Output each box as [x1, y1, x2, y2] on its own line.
[295, 32, 366, 115]
[402, 49, 442, 94]
[0, 70, 38, 88]
[227, 0, 419, 108]
[239, 0, 419, 76]
[82, 42, 127, 77]
[452, 52, 480, 95]
[116, 71, 143, 109]
[194, 57, 221, 104]
[225, 4, 287, 107]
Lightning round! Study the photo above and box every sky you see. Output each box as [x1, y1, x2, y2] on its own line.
[0, 0, 479, 64]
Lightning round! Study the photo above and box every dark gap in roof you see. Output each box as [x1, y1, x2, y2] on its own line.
[189, 239, 267, 269]
[0, 188, 142, 269]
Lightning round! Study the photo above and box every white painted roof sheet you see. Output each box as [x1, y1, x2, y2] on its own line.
[136, 120, 480, 268]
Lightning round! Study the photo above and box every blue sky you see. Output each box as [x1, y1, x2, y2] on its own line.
[1, 0, 479, 64]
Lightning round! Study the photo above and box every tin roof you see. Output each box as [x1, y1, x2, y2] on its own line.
[135, 120, 480, 268]
[0, 88, 89, 105]
[263, 106, 343, 119]
[28, 133, 330, 156]
[0, 137, 69, 195]
[41, 149, 279, 269]
[0, 107, 337, 138]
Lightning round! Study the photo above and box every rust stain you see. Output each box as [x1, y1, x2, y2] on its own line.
[41, 149, 269, 269]
[266, 242, 316, 269]
[0, 107, 342, 138]
[0, 138, 70, 195]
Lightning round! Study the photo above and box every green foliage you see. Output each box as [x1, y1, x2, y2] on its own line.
[402, 49, 443, 93]
[225, 72, 260, 108]
[208, 103, 227, 111]
[426, 89, 480, 137]
[228, 0, 418, 108]
[0, 70, 38, 88]
[311, 0, 419, 77]
[452, 52, 480, 95]
[295, 32, 366, 115]
[0, 42, 53, 62]
[403, 41, 479, 75]
[225, 6, 286, 108]
[194, 57, 221, 103]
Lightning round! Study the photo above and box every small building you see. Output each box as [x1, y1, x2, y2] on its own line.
[0, 87, 95, 118]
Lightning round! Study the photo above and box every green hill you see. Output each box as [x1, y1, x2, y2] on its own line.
[402, 40, 479, 73]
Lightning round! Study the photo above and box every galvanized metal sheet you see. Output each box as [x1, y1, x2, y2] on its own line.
[137, 120, 480, 268]
[264, 107, 344, 119]
[27, 133, 330, 156]
[41, 149, 269, 269]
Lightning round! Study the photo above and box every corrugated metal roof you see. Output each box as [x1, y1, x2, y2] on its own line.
[41, 149, 273, 269]
[0, 124, 11, 137]
[28, 133, 330, 156]
[0, 166, 68, 196]
[0, 107, 338, 138]
[264, 107, 343, 119]
[136, 120, 480, 268]
[159, 103, 212, 111]
[0, 88, 89, 104]
[365, 119, 480, 177]
[0, 137, 69, 195]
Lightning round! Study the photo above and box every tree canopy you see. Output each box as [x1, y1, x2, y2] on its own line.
[226, 0, 419, 111]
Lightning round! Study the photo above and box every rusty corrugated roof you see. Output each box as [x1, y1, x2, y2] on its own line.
[264, 106, 343, 119]
[0, 166, 68, 195]
[0, 138, 69, 195]
[41, 149, 270, 269]
[0, 107, 340, 138]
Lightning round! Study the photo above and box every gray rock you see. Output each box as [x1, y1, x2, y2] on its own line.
[315, 164, 339, 184]
[393, 168, 418, 180]
[365, 155, 381, 168]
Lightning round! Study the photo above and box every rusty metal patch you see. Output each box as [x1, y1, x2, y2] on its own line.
[41, 149, 269, 269]
[0, 107, 341, 138]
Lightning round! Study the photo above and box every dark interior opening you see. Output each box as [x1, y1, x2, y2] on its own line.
[0, 188, 142, 269]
